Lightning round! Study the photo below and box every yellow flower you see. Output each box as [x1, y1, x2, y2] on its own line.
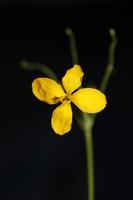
[32, 65, 107, 135]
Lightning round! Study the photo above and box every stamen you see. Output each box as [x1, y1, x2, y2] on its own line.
[52, 97, 60, 103]
[62, 96, 70, 101]
[52, 95, 70, 103]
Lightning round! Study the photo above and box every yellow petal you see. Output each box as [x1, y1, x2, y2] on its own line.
[32, 78, 66, 104]
[51, 101, 72, 135]
[62, 65, 84, 95]
[71, 88, 107, 113]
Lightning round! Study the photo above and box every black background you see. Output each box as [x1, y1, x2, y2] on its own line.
[0, 1, 133, 200]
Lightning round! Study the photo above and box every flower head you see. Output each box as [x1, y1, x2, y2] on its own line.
[32, 65, 107, 135]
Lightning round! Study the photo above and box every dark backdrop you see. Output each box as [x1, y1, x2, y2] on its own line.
[0, 2, 133, 200]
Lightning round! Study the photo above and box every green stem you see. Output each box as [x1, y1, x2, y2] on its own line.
[84, 127, 94, 200]
[20, 60, 58, 81]
[82, 29, 117, 200]
[92, 28, 117, 122]
[66, 28, 117, 200]
[65, 28, 79, 65]
[100, 28, 117, 92]
[66, 28, 94, 200]
[81, 113, 94, 200]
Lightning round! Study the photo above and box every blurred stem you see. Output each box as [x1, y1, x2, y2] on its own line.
[65, 28, 79, 65]
[92, 28, 117, 122]
[82, 114, 94, 200]
[84, 129, 94, 200]
[66, 27, 94, 200]
[66, 28, 117, 200]
[99, 28, 117, 92]
[20, 60, 58, 81]
[83, 29, 117, 200]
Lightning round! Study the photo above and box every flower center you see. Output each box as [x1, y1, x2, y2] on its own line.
[52, 95, 70, 104]
[62, 96, 70, 102]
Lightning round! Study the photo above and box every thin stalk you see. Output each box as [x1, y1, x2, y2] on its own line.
[66, 28, 94, 200]
[92, 28, 117, 122]
[65, 28, 79, 65]
[81, 113, 94, 200]
[83, 126, 94, 200]
[100, 28, 117, 92]
[20, 60, 58, 81]
[66, 28, 117, 200]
